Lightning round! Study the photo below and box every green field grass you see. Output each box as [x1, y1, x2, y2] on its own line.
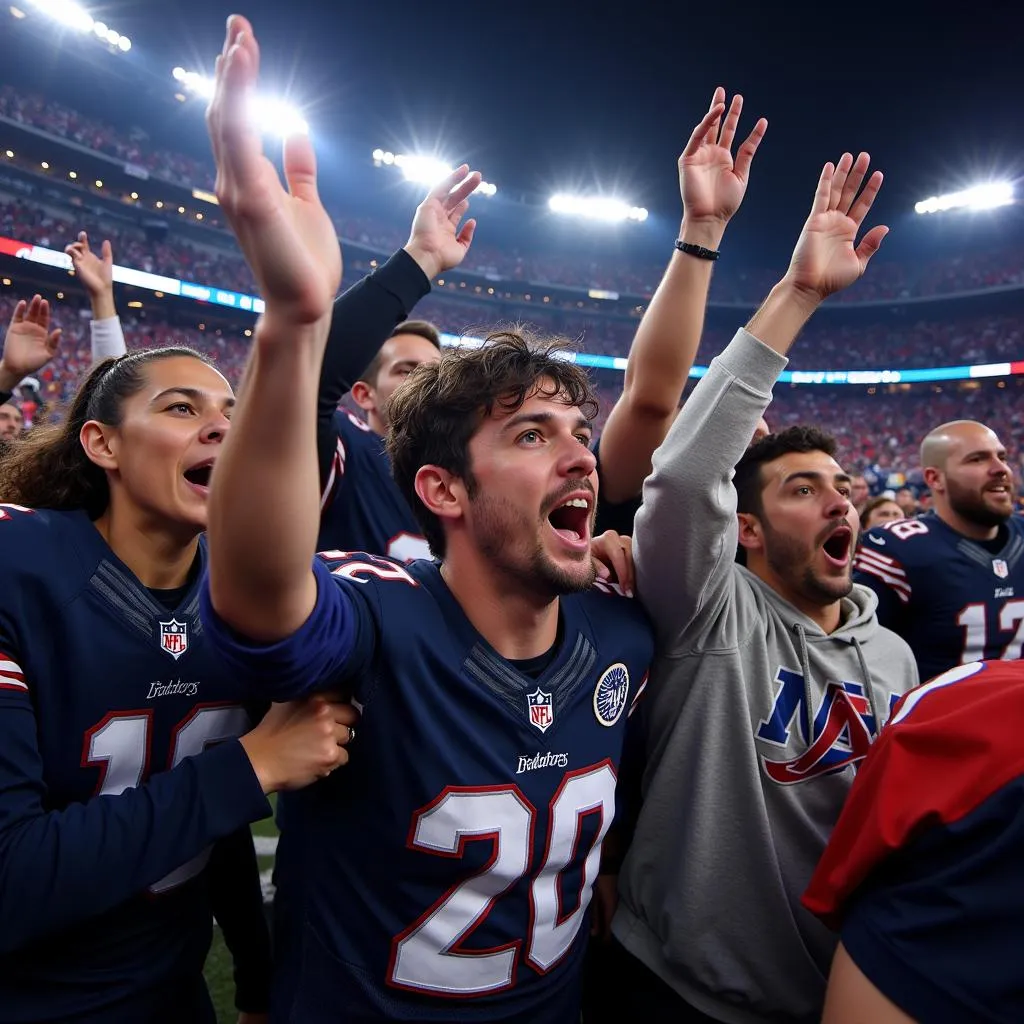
[206, 801, 279, 1021]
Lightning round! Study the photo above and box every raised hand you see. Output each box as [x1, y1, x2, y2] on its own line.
[64, 231, 113, 299]
[404, 166, 481, 280]
[0, 295, 62, 385]
[205, 15, 341, 328]
[785, 152, 888, 302]
[679, 87, 767, 228]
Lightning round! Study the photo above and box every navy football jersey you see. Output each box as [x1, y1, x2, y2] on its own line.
[318, 408, 431, 561]
[201, 552, 653, 1022]
[853, 511, 1024, 681]
[804, 660, 1024, 1022]
[0, 505, 271, 1023]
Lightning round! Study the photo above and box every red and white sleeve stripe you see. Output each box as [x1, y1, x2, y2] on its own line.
[628, 671, 649, 718]
[319, 436, 347, 513]
[854, 546, 912, 604]
[0, 652, 27, 692]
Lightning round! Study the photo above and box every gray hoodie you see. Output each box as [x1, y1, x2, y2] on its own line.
[615, 327, 919, 1024]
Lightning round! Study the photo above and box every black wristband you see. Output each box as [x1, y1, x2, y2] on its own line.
[675, 240, 720, 261]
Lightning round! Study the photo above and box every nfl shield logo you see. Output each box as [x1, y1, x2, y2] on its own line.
[993, 559, 1009, 579]
[527, 687, 554, 733]
[159, 619, 188, 661]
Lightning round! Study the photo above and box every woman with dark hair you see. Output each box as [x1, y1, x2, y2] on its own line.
[0, 344, 358, 1023]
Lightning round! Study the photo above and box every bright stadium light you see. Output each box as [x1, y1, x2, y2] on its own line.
[372, 149, 497, 196]
[914, 181, 1015, 215]
[548, 193, 648, 223]
[172, 67, 309, 136]
[21, 1, 131, 50]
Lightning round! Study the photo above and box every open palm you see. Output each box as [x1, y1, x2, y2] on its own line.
[787, 152, 888, 301]
[64, 232, 113, 297]
[405, 167, 481, 280]
[679, 87, 767, 225]
[1, 296, 62, 378]
[206, 16, 341, 327]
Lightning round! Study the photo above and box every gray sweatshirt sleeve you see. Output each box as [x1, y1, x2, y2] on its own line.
[632, 327, 788, 650]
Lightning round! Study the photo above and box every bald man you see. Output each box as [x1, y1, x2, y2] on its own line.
[853, 419, 1024, 680]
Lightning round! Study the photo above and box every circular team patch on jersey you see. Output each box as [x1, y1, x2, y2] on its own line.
[593, 663, 630, 727]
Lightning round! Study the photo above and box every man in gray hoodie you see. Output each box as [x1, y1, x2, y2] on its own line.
[612, 152, 920, 1023]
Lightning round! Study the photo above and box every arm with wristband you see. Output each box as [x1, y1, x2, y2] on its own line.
[65, 232, 128, 363]
[595, 87, 767, 507]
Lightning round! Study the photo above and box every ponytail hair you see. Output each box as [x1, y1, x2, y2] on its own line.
[0, 347, 213, 517]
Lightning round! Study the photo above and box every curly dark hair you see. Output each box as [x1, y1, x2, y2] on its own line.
[386, 329, 599, 557]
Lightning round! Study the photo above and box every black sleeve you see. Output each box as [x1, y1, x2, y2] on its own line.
[0, 390, 12, 407]
[316, 249, 431, 484]
[208, 826, 273, 1013]
[593, 439, 642, 537]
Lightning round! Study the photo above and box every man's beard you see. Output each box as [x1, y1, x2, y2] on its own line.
[946, 477, 1011, 529]
[763, 516, 854, 606]
[472, 492, 596, 598]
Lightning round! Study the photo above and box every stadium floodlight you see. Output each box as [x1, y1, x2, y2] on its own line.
[21, 1, 131, 50]
[914, 182, 1014, 215]
[548, 193, 648, 223]
[372, 149, 498, 196]
[172, 67, 309, 136]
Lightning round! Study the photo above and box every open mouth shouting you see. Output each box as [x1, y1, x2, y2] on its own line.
[545, 492, 593, 554]
[183, 458, 215, 498]
[820, 523, 853, 569]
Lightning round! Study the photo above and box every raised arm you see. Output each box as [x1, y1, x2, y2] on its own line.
[598, 87, 766, 503]
[65, 231, 127, 363]
[0, 295, 62, 403]
[316, 169, 480, 486]
[204, 16, 345, 643]
[633, 152, 888, 647]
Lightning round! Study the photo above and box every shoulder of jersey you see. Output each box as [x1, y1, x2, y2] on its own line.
[860, 515, 940, 559]
[582, 578, 652, 630]
[335, 408, 374, 437]
[0, 505, 82, 582]
[0, 503, 71, 550]
[887, 660, 1024, 765]
[316, 548, 432, 591]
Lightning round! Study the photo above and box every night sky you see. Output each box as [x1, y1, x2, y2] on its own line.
[3, 0, 1023, 264]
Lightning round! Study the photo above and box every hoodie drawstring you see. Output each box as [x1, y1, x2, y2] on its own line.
[794, 623, 816, 746]
[852, 635, 887, 737]
[793, 625, 887, 746]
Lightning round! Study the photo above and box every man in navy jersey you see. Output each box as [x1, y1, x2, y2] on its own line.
[854, 419, 1024, 680]
[200, 18, 652, 1021]
[318, 320, 442, 561]
[804, 659, 1024, 1023]
[315, 169, 481, 559]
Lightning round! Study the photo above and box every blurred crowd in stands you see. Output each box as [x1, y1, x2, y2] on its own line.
[3, 84, 1024, 305]
[3, 195, 1023, 371]
[5, 287, 1024, 494]
[4, 81, 1024, 499]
